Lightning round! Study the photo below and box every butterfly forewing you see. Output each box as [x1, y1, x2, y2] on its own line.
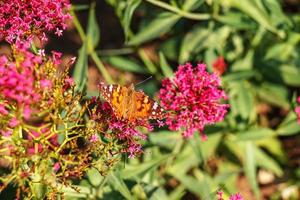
[99, 83, 128, 119]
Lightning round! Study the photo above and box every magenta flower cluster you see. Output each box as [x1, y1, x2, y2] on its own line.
[0, 0, 71, 43]
[159, 63, 229, 138]
[0, 47, 51, 120]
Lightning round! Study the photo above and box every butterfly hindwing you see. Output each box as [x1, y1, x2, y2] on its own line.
[132, 91, 164, 120]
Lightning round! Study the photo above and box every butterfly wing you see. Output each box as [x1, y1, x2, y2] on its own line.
[130, 91, 165, 121]
[99, 83, 128, 119]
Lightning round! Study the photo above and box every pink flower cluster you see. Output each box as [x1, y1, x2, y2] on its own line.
[93, 101, 150, 158]
[0, 0, 71, 43]
[159, 63, 229, 138]
[295, 97, 300, 124]
[0, 47, 51, 119]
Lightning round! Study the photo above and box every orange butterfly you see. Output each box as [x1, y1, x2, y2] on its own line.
[99, 83, 164, 123]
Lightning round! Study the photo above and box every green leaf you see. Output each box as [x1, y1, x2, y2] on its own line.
[277, 117, 300, 136]
[127, 12, 180, 46]
[222, 70, 256, 83]
[120, 154, 169, 179]
[278, 65, 300, 86]
[244, 142, 260, 199]
[256, 83, 289, 108]
[228, 0, 280, 36]
[216, 12, 256, 29]
[73, 42, 88, 92]
[72, 4, 89, 11]
[254, 146, 283, 176]
[87, 168, 103, 187]
[149, 131, 181, 149]
[87, 2, 100, 50]
[122, 0, 141, 40]
[236, 82, 253, 120]
[108, 172, 135, 200]
[179, 26, 209, 63]
[159, 52, 173, 77]
[235, 128, 276, 141]
[104, 56, 147, 74]
[182, 0, 204, 11]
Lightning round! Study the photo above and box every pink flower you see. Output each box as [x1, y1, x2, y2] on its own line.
[9, 117, 19, 128]
[295, 96, 300, 124]
[229, 193, 244, 200]
[23, 106, 32, 120]
[0, 0, 71, 43]
[53, 162, 60, 172]
[38, 49, 45, 57]
[0, 103, 8, 115]
[70, 56, 77, 65]
[90, 134, 98, 142]
[159, 63, 229, 138]
[40, 79, 52, 89]
[1, 130, 12, 137]
[217, 190, 224, 200]
[55, 28, 63, 36]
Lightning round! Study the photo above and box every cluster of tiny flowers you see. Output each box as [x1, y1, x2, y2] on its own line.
[0, 0, 71, 43]
[92, 100, 151, 158]
[0, 45, 50, 123]
[0, 47, 122, 198]
[295, 96, 300, 124]
[159, 63, 229, 138]
[217, 191, 244, 200]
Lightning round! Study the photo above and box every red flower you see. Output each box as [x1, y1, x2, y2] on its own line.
[212, 56, 227, 75]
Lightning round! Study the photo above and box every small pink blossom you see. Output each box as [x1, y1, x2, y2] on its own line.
[0, 103, 8, 115]
[53, 162, 60, 172]
[90, 134, 98, 142]
[70, 56, 77, 65]
[1, 130, 12, 137]
[38, 49, 45, 57]
[9, 117, 19, 128]
[55, 28, 63, 37]
[40, 79, 52, 89]
[159, 63, 229, 138]
[23, 106, 32, 120]
[229, 193, 244, 200]
[217, 190, 224, 200]
[295, 96, 300, 124]
[217, 191, 244, 200]
[51, 51, 62, 65]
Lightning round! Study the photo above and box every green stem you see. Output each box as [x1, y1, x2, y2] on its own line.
[70, 6, 86, 42]
[96, 48, 134, 56]
[145, 0, 210, 20]
[91, 52, 114, 84]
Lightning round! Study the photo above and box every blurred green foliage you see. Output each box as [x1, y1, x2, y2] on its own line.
[69, 0, 300, 199]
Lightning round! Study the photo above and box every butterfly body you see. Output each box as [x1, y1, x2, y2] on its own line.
[99, 83, 164, 122]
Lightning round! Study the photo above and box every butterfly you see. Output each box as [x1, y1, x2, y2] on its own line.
[99, 83, 165, 123]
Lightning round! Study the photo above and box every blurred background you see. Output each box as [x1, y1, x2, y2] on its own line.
[1, 0, 300, 199]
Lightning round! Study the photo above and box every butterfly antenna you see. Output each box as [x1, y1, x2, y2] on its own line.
[135, 76, 153, 86]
